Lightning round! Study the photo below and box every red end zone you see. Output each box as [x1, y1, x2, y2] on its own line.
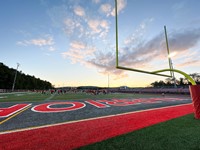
[0, 103, 193, 150]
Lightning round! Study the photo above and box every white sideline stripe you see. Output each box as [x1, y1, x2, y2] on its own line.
[44, 93, 56, 101]
[0, 103, 192, 135]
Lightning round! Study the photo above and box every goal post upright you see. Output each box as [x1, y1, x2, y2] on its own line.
[115, 0, 119, 68]
[114, 0, 171, 77]
[114, 0, 200, 119]
[164, 25, 173, 77]
[114, 0, 195, 84]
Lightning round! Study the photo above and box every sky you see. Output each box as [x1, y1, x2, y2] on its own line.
[0, 0, 200, 88]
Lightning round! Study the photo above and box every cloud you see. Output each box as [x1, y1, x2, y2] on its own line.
[30, 37, 54, 46]
[92, 0, 100, 4]
[62, 41, 96, 64]
[120, 28, 200, 68]
[60, 0, 200, 79]
[100, 0, 127, 17]
[41, 0, 200, 82]
[82, 27, 200, 78]
[177, 59, 200, 68]
[111, 0, 127, 16]
[167, 28, 200, 52]
[16, 41, 28, 46]
[87, 19, 110, 37]
[61, 3, 200, 78]
[100, 3, 112, 17]
[63, 9, 110, 40]
[17, 36, 56, 51]
[17, 36, 54, 46]
[173, 50, 200, 68]
[49, 1, 200, 79]
[74, 6, 85, 17]
[84, 50, 129, 79]
[88, 20, 102, 33]
[70, 41, 86, 49]
[63, 18, 80, 35]
[124, 18, 154, 45]
[48, 46, 56, 51]
[47, 0, 113, 41]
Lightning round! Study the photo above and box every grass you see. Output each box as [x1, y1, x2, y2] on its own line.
[78, 114, 200, 150]
[0, 91, 186, 103]
[52, 92, 166, 100]
[0, 91, 190, 103]
[0, 92, 50, 102]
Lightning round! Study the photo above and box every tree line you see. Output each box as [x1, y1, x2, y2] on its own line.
[0, 63, 53, 90]
[150, 73, 200, 88]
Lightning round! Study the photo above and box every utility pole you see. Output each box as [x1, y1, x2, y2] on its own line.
[12, 63, 20, 92]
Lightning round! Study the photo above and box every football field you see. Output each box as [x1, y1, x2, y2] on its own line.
[0, 92, 198, 149]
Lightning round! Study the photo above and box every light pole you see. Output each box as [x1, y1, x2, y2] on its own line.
[12, 63, 20, 92]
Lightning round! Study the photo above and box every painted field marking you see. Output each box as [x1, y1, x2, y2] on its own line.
[0, 103, 192, 135]
[31, 102, 86, 113]
[0, 105, 31, 125]
[0, 104, 31, 118]
[44, 93, 56, 101]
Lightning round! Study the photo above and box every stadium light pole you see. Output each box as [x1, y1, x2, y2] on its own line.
[12, 63, 20, 92]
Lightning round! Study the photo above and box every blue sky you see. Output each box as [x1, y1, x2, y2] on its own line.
[0, 0, 200, 87]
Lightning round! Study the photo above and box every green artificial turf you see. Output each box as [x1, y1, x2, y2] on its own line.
[0, 91, 189, 103]
[0, 92, 50, 102]
[78, 114, 200, 150]
[52, 92, 166, 101]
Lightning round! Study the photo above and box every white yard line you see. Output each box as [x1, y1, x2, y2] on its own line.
[44, 93, 56, 101]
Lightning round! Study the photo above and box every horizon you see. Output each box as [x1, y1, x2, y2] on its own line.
[1, 0, 200, 88]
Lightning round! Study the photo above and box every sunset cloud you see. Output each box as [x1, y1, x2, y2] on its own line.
[30, 37, 54, 46]
[47, 0, 200, 80]
[100, 0, 127, 17]
[62, 41, 96, 64]
[177, 60, 200, 67]
[17, 36, 56, 51]
[83, 27, 200, 78]
[17, 36, 54, 46]
[74, 6, 85, 17]
[111, 0, 127, 16]
[100, 3, 112, 17]
[87, 19, 109, 36]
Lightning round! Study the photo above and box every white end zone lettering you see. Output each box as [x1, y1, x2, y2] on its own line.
[0, 104, 31, 118]
[97, 99, 142, 106]
[85, 100, 110, 108]
[31, 102, 86, 113]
